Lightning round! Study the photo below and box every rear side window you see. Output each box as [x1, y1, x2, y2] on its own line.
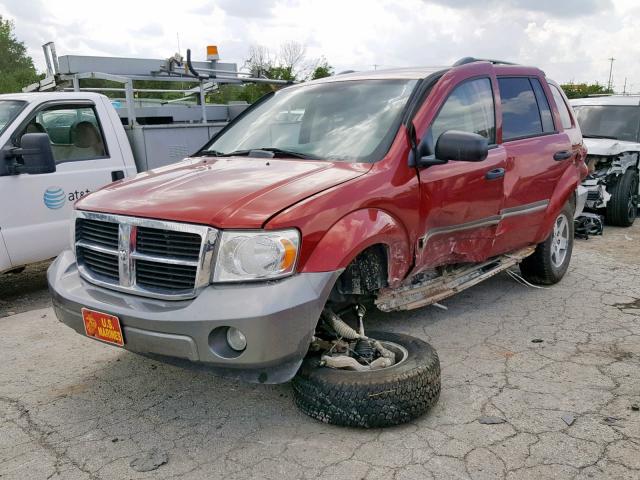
[498, 77, 544, 140]
[430, 77, 495, 144]
[549, 84, 573, 129]
[530, 79, 555, 132]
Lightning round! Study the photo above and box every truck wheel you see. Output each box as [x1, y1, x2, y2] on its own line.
[292, 331, 440, 428]
[606, 169, 638, 227]
[519, 203, 574, 285]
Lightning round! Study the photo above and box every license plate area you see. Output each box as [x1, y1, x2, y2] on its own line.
[81, 308, 124, 347]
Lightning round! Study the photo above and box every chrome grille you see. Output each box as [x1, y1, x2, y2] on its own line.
[136, 227, 201, 260]
[74, 211, 218, 300]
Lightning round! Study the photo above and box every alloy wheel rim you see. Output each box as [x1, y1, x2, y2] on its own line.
[551, 214, 569, 268]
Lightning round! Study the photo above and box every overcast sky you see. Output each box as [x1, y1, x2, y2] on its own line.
[1, 0, 638, 91]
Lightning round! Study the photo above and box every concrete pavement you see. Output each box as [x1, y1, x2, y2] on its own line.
[1, 226, 639, 479]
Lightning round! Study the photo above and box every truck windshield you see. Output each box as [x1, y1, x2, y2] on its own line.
[573, 105, 640, 142]
[204, 79, 418, 162]
[0, 100, 27, 136]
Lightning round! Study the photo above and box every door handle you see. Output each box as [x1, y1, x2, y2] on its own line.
[553, 150, 572, 161]
[485, 167, 505, 180]
[111, 170, 125, 181]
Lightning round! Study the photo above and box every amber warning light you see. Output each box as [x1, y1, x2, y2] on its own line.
[207, 45, 219, 60]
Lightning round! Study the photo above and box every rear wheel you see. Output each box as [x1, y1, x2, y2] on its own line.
[292, 331, 440, 428]
[520, 202, 574, 285]
[606, 169, 638, 227]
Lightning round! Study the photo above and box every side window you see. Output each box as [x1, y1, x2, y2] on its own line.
[530, 78, 555, 132]
[18, 105, 107, 164]
[549, 84, 573, 130]
[498, 77, 544, 140]
[431, 78, 496, 145]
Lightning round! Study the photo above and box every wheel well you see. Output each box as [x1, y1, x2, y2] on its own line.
[335, 244, 389, 296]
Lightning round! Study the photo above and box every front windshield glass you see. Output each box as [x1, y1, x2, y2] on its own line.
[0, 100, 27, 136]
[573, 105, 640, 142]
[205, 79, 418, 162]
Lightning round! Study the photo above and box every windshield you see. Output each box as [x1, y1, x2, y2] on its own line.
[573, 105, 640, 142]
[204, 79, 418, 162]
[0, 100, 27, 136]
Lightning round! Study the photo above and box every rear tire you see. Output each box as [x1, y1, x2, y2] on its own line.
[519, 202, 574, 285]
[606, 169, 638, 227]
[292, 331, 440, 428]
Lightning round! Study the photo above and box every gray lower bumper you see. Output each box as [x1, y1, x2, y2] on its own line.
[48, 250, 341, 384]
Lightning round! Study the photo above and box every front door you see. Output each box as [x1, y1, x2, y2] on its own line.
[0, 101, 126, 267]
[414, 76, 507, 272]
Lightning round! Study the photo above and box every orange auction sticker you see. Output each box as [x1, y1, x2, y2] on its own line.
[81, 308, 124, 347]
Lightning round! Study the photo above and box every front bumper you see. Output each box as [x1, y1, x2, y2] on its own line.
[48, 250, 341, 384]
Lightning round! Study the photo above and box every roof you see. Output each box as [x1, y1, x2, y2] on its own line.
[570, 95, 640, 107]
[0, 91, 108, 103]
[309, 66, 449, 84]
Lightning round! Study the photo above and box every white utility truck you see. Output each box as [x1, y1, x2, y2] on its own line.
[0, 43, 286, 274]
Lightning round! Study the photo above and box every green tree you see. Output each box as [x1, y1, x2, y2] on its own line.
[561, 82, 613, 99]
[0, 16, 40, 93]
[310, 58, 334, 80]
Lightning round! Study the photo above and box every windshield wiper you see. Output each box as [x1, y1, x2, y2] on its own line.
[215, 148, 319, 160]
[194, 149, 225, 157]
[582, 134, 619, 140]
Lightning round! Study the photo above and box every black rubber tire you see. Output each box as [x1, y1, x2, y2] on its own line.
[606, 169, 638, 227]
[292, 331, 440, 428]
[519, 202, 574, 285]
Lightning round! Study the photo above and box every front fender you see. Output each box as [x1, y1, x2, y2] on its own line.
[536, 163, 586, 241]
[300, 208, 412, 287]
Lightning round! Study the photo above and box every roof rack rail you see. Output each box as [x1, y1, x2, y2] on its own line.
[452, 57, 517, 67]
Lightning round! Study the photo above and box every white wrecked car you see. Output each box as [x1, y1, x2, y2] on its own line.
[571, 96, 640, 227]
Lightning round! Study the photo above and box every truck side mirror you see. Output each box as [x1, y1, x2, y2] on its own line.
[434, 130, 488, 163]
[8, 133, 56, 175]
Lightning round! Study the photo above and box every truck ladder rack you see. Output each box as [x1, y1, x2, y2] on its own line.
[375, 246, 536, 312]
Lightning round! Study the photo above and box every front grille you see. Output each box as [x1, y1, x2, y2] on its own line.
[74, 212, 217, 300]
[136, 227, 201, 260]
[136, 260, 198, 291]
[76, 218, 119, 249]
[77, 246, 119, 281]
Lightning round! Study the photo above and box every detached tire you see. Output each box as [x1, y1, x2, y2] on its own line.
[292, 331, 440, 428]
[606, 169, 638, 227]
[520, 202, 574, 285]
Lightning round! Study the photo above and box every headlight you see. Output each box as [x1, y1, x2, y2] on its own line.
[212, 229, 300, 282]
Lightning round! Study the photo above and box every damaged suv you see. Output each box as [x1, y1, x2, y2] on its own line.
[48, 58, 587, 427]
[571, 96, 640, 226]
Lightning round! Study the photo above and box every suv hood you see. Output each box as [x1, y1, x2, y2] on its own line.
[584, 138, 640, 156]
[76, 157, 371, 228]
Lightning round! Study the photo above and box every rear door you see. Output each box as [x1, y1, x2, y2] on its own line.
[490, 76, 574, 255]
[415, 75, 508, 270]
[0, 100, 127, 267]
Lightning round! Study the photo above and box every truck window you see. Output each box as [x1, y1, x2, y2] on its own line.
[204, 79, 418, 163]
[573, 105, 640, 142]
[549, 84, 573, 130]
[430, 78, 495, 144]
[498, 77, 545, 141]
[17, 105, 107, 164]
[0, 100, 27, 136]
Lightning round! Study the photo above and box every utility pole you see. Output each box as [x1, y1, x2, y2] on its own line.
[623, 77, 627, 95]
[607, 57, 615, 91]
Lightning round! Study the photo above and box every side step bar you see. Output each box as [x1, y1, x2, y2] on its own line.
[375, 246, 536, 312]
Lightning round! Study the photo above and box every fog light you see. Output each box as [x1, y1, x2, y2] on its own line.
[226, 327, 247, 352]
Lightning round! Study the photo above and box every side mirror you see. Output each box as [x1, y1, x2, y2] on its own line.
[435, 130, 488, 162]
[8, 133, 56, 175]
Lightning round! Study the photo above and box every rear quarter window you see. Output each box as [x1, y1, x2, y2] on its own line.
[549, 84, 573, 130]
